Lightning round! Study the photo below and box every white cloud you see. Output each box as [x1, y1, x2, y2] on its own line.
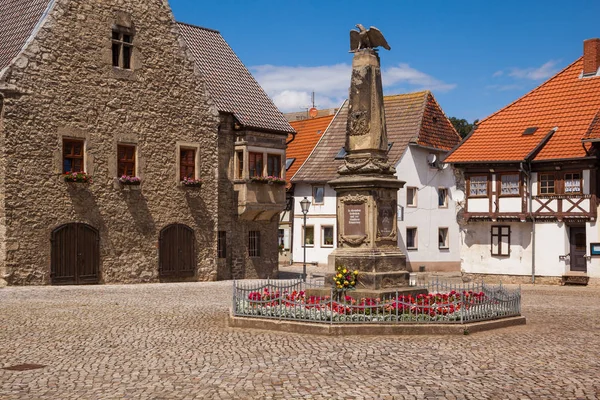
[251, 63, 456, 112]
[505, 60, 561, 81]
[492, 70, 504, 77]
[485, 84, 523, 91]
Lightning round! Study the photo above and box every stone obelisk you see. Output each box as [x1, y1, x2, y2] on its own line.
[327, 25, 408, 291]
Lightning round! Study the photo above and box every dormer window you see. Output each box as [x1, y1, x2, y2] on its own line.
[112, 27, 134, 69]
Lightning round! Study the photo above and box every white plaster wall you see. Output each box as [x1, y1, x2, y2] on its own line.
[396, 146, 462, 268]
[587, 221, 600, 278]
[499, 197, 521, 213]
[460, 221, 532, 275]
[291, 183, 337, 266]
[468, 198, 489, 213]
[534, 223, 569, 276]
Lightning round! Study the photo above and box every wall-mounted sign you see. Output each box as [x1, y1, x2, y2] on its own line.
[590, 243, 600, 256]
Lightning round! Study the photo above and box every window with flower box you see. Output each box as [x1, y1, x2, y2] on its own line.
[539, 173, 555, 195]
[63, 139, 84, 173]
[180, 148, 196, 180]
[249, 152, 263, 178]
[118, 144, 136, 177]
[469, 176, 488, 197]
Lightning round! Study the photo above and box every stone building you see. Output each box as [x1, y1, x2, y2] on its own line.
[0, 0, 290, 285]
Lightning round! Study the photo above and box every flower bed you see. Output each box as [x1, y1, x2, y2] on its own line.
[233, 281, 521, 324]
[249, 176, 286, 185]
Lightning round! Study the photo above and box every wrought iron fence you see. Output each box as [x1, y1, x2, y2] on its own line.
[232, 278, 521, 325]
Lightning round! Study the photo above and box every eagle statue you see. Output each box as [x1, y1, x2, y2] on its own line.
[350, 24, 391, 52]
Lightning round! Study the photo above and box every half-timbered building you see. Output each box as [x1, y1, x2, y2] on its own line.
[445, 39, 600, 284]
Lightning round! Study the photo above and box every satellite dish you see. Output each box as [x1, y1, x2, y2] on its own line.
[308, 107, 318, 118]
[426, 154, 437, 164]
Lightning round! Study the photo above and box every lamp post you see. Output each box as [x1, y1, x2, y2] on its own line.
[300, 196, 311, 282]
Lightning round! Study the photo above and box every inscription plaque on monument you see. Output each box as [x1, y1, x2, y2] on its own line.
[378, 202, 394, 237]
[344, 204, 366, 236]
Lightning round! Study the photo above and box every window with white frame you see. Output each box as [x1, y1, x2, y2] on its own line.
[406, 187, 417, 207]
[438, 188, 448, 207]
[313, 186, 325, 204]
[564, 172, 582, 193]
[322, 226, 334, 247]
[302, 226, 314, 247]
[469, 176, 488, 197]
[406, 227, 418, 250]
[438, 227, 449, 249]
[491, 226, 510, 256]
[500, 174, 520, 196]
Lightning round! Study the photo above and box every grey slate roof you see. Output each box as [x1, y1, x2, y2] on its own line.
[292, 91, 460, 183]
[177, 22, 294, 134]
[0, 0, 51, 72]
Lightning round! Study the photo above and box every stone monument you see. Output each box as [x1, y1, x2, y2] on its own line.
[327, 25, 410, 292]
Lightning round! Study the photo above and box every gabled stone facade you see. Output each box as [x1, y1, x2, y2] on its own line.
[0, 0, 220, 285]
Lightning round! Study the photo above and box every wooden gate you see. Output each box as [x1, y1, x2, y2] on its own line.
[159, 224, 196, 279]
[51, 223, 100, 285]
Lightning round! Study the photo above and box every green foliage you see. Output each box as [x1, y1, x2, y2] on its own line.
[449, 117, 479, 139]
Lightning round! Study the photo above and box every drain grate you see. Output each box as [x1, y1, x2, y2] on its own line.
[2, 364, 46, 371]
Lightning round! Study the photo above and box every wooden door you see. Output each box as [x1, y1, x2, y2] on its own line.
[51, 223, 100, 285]
[569, 227, 587, 272]
[159, 224, 196, 279]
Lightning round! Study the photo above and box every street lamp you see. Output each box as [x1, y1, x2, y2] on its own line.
[300, 196, 311, 282]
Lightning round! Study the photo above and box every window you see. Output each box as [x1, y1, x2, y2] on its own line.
[278, 229, 285, 250]
[63, 139, 84, 173]
[180, 148, 196, 180]
[236, 151, 244, 179]
[248, 231, 260, 257]
[303, 226, 314, 247]
[285, 158, 295, 171]
[407, 187, 417, 207]
[500, 174, 520, 196]
[469, 176, 488, 197]
[117, 144, 136, 177]
[406, 228, 417, 250]
[267, 154, 281, 177]
[491, 226, 510, 256]
[217, 231, 226, 259]
[112, 27, 134, 69]
[322, 226, 334, 247]
[335, 147, 347, 160]
[539, 173, 555, 194]
[438, 228, 449, 249]
[564, 172, 582, 193]
[313, 186, 325, 204]
[249, 152, 263, 177]
[438, 188, 448, 207]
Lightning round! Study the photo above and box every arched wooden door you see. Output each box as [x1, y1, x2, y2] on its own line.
[51, 223, 100, 285]
[159, 224, 196, 279]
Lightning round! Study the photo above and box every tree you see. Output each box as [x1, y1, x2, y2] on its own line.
[449, 117, 478, 139]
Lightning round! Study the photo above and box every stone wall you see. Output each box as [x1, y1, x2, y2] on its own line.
[0, 0, 220, 284]
[217, 114, 280, 279]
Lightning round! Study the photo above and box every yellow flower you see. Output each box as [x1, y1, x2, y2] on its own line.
[344, 281, 349, 286]
[353, 270, 359, 275]
[343, 269, 347, 274]
[337, 273, 342, 278]
[351, 281, 355, 285]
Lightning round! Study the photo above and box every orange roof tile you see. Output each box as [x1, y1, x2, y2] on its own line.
[446, 57, 600, 163]
[287, 115, 335, 186]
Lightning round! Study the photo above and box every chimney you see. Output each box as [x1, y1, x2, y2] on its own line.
[583, 38, 600, 75]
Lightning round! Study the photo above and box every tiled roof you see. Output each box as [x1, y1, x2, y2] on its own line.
[293, 91, 459, 182]
[446, 57, 600, 163]
[0, 0, 51, 72]
[287, 115, 335, 187]
[177, 22, 294, 134]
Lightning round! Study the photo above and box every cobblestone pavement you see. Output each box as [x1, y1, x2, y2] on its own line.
[1, 282, 599, 400]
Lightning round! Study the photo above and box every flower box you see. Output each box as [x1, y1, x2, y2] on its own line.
[249, 176, 286, 185]
[63, 171, 92, 184]
[181, 177, 203, 188]
[119, 176, 141, 186]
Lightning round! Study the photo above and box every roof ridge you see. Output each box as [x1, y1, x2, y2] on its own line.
[291, 100, 347, 182]
[383, 90, 429, 99]
[476, 57, 582, 126]
[175, 21, 220, 33]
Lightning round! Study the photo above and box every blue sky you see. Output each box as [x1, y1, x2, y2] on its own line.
[171, 0, 600, 122]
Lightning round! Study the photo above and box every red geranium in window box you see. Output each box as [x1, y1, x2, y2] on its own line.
[63, 171, 92, 183]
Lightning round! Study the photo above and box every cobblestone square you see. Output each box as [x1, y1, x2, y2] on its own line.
[1, 282, 599, 399]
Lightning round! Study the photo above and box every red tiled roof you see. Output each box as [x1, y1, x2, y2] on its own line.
[287, 115, 335, 186]
[0, 0, 51, 72]
[446, 57, 600, 163]
[177, 23, 294, 134]
[293, 91, 459, 182]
